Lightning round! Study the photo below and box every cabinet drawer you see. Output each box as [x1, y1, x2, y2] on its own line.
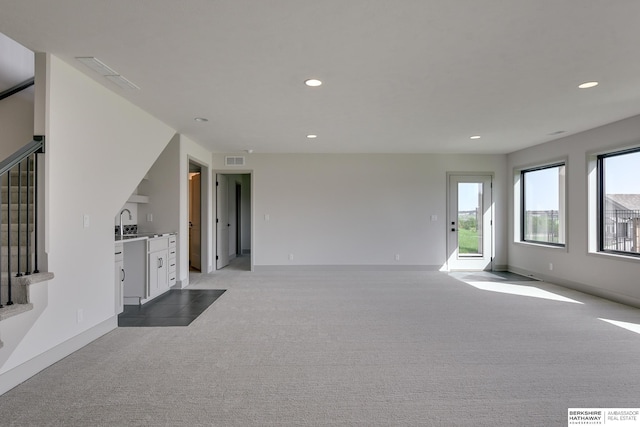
[168, 235, 177, 247]
[169, 275, 177, 287]
[169, 261, 176, 274]
[148, 237, 168, 252]
[168, 248, 177, 259]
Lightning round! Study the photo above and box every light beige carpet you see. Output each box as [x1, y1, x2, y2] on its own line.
[1, 269, 640, 426]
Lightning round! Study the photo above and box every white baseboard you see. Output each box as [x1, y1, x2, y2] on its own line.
[253, 264, 441, 272]
[507, 265, 640, 309]
[0, 316, 117, 396]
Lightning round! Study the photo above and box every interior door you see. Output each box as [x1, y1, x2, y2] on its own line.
[216, 174, 230, 269]
[447, 174, 493, 271]
[189, 173, 202, 271]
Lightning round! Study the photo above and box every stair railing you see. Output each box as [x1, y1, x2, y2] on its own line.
[0, 136, 45, 308]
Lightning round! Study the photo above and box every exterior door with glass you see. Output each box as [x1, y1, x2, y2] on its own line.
[447, 174, 493, 271]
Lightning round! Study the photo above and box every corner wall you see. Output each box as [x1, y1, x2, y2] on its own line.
[507, 114, 640, 306]
[0, 87, 33, 160]
[0, 53, 176, 389]
[180, 136, 213, 281]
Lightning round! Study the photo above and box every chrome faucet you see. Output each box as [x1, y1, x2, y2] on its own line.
[119, 208, 132, 238]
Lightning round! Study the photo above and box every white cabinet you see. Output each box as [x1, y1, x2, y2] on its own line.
[121, 239, 147, 305]
[118, 233, 177, 306]
[148, 248, 168, 296]
[168, 235, 177, 288]
[114, 243, 124, 314]
[147, 234, 175, 298]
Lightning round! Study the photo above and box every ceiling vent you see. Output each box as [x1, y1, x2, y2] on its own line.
[225, 156, 245, 166]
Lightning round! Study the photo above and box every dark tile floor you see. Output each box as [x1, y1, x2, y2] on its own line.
[118, 289, 226, 327]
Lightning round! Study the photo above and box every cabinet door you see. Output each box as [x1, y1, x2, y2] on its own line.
[157, 250, 168, 291]
[115, 259, 124, 314]
[148, 250, 168, 296]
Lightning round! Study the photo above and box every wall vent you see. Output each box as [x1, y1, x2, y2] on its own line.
[225, 156, 245, 166]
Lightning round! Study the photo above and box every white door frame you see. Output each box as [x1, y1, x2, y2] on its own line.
[446, 173, 494, 271]
[216, 174, 230, 269]
[214, 170, 254, 271]
[187, 158, 209, 275]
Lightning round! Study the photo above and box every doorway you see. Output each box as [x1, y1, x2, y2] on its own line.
[447, 174, 493, 271]
[188, 162, 202, 271]
[216, 173, 252, 271]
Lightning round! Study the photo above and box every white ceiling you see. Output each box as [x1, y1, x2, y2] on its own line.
[2, 0, 640, 154]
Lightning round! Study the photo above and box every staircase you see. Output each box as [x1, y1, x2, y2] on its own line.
[0, 138, 53, 321]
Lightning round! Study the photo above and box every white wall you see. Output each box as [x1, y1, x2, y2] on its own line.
[138, 134, 181, 238]
[0, 54, 176, 384]
[0, 87, 33, 160]
[179, 136, 213, 281]
[212, 153, 507, 269]
[137, 134, 213, 287]
[507, 114, 640, 307]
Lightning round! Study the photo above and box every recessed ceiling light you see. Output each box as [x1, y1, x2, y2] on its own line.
[304, 79, 322, 87]
[578, 81, 599, 89]
[470, 135, 481, 140]
[307, 134, 318, 139]
[194, 117, 208, 122]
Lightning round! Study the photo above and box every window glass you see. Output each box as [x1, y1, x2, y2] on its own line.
[599, 149, 640, 256]
[522, 164, 565, 245]
[457, 182, 483, 256]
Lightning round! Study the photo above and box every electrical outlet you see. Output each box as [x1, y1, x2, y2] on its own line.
[395, 254, 400, 261]
[549, 263, 553, 271]
[265, 214, 270, 221]
[430, 215, 438, 221]
[83, 214, 90, 228]
[289, 253, 294, 261]
[147, 213, 153, 222]
[77, 309, 84, 324]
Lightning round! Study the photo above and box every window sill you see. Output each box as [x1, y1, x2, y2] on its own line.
[514, 241, 567, 251]
[588, 250, 640, 264]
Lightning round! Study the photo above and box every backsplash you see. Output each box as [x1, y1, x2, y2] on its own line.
[115, 224, 138, 235]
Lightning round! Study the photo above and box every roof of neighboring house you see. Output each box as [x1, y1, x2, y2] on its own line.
[606, 194, 640, 211]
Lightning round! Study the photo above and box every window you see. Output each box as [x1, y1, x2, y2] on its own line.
[598, 148, 640, 256]
[521, 163, 566, 245]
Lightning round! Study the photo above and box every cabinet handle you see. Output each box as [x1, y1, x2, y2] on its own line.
[115, 251, 122, 255]
[121, 268, 125, 282]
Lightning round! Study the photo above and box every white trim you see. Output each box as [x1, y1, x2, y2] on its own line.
[253, 265, 441, 272]
[507, 265, 640, 309]
[0, 317, 117, 396]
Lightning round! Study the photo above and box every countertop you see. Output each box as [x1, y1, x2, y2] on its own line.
[115, 232, 175, 243]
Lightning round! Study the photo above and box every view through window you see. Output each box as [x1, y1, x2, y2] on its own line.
[458, 182, 483, 255]
[599, 149, 640, 256]
[521, 164, 565, 245]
